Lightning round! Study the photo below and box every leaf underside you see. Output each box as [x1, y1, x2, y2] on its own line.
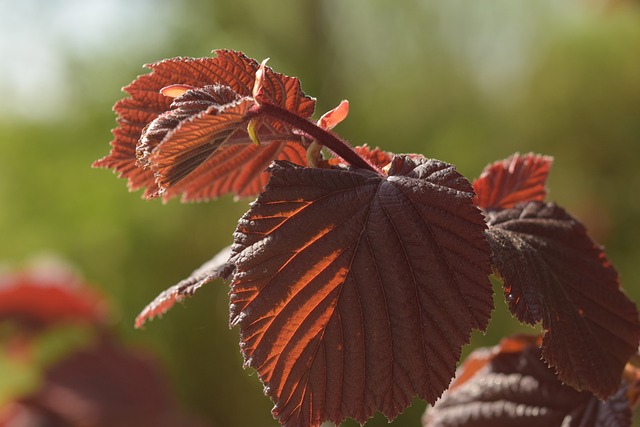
[229, 155, 493, 427]
[473, 152, 553, 211]
[423, 334, 632, 427]
[485, 202, 640, 398]
[135, 246, 235, 328]
[94, 49, 315, 201]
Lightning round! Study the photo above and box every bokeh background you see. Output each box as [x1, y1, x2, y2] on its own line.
[1, 0, 639, 425]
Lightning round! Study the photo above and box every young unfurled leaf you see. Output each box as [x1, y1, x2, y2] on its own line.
[160, 84, 197, 98]
[423, 334, 632, 427]
[473, 153, 553, 210]
[94, 49, 315, 201]
[317, 100, 349, 130]
[485, 202, 640, 398]
[135, 84, 248, 170]
[326, 144, 393, 169]
[135, 246, 235, 329]
[252, 58, 270, 102]
[229, 156, 493, 427]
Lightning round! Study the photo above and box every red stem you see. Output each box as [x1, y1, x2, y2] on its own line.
[248, 102, 380, 174]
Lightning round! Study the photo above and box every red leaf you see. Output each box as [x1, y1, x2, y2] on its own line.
[326, 144, 393, 169]
[0, 264, 107, 330]
[473, 153, 553, 210]
[135, 84, 248, 170]
[135, 246, 234, 328]
[423, 334, 632, 427]
[229, 156, 493, 427]
[486, 202, 640, 398]
[144, 96, 255, 197]
[94, 49, 315, 201]
[317, 100, 349, 130]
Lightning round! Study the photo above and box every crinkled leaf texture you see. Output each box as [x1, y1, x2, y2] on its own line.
[423, 334, 632, 427]
[473, 153, 553, 210]
[486, 202, 640, 398]
[229, 155, 493, 427]
[135, 245, 235, 328]
[93, 49, 315, 201]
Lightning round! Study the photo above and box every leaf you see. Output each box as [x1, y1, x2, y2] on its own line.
[485, 202, 640, 398]
[317, 100, 349, 130]
[423, 334, 632, 427]
[135, 84, 248, 170]
[229, 155, 493, 427]
[142, 94, 255, 197]
[326, 144, 393, 169]
[94, 49, 315, 201]
[135, 246, 235, 329]
[0, 263, 208, 427]
[0, 263, 107, 330]
[17, 338, 208, 427]
[473, 153, 553, 210]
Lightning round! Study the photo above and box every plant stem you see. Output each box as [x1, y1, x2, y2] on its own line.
[248, 102, 380, 173]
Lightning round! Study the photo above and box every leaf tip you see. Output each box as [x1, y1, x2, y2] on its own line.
[252, 58, 270, 101]
[160, 84, 197, 98]
[247, 118, 261, 146]
[317, 99, 349, 130]
[134, 293, 182, 329]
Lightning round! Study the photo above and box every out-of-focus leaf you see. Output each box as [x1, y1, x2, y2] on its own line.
[623, 359, 640, 408]
[0, 265, 107, 330]
[230, 156, 492, 427]
[135, 245, 235, 328]
[473, 153, 553, 210]
[486, 202, 640, 398]
[0, 263, 208, 427]
[94, 49, 315, 201]
[14, 339, 207, 427]
[423, 334, 632, 427]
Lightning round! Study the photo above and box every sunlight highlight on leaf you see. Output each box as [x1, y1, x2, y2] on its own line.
[317, 100, 349, 130]
[160, 84, 197, 98]
[473, 152, 553, 210]
[94, 49, 316, 201]
[229, 156, 493, 427]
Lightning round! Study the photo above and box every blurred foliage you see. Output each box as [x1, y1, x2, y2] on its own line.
[1, 0, 639, 426]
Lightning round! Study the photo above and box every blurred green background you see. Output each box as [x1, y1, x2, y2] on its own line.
[1, 0, 639, 425]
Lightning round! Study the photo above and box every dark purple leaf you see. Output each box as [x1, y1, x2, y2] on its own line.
[486, 202, 640, 398]
[229, 155, 493, 427]
[423, 334, 632, 427]
[18, 338, 207, 427]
